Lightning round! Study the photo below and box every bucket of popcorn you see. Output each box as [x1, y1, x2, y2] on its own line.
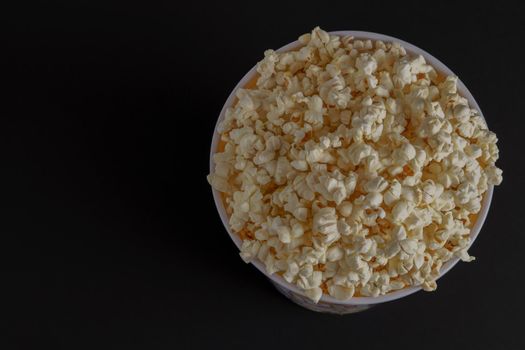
[208, 28, 502, 314]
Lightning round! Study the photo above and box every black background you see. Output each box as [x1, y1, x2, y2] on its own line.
[3, 1, 525, 349]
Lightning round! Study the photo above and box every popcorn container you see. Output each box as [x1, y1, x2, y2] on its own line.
[210, 31, 494, 314]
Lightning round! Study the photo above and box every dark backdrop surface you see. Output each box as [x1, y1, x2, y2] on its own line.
[3, 1, 525, 349]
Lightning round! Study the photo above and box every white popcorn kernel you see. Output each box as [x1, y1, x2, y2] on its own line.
[207, 174, 232, 193]
[384, 180, 402, 206]
[375, 86, 390, 97]
[427, 101, 445, 119]
[291, 222, 305, 238]
[264, 253, 278, 275]
[304, 95, 325, 125]
[297, 270, 323, 290]
[253, 150, 275, 165]
[274, 157, 293, 185]
[388, 166, 403, 179]
[340, 110, 352, 125]
[393, 143, 416, 164]
[293, 207, 308, 222]
[328, 284, 355, 300]
[347, 142, 374, 165]
[401, 186, 422, 204]
[239, 240, 261, 263]
[422, 280, 437, 292]
[344, 173, 358, 194]
[421, 180, 437, 204]
[254, 229, 269, 241]
[392, 224, 407, 240]
[363, 176, 389, 193]
[455, 248, 476, 262]
[465, 144, 482, 159]
[337, 201, 353, 217]
[356, 54, 378, 75]
[293, 175, 315, 201]
[256, 50, 279, 84]
[256, 243, 270, 262]
[298, 33, 311, 45]
[313, 207, 339, 236]
[384, 241, 401, 259]
[277, 226, 291, 243]
[326, 245, 344, 262]
[453, 104, 471, 123]
[360, 284, 380, 297]
[399, 238, 418, 255]
[485, 165, 503, 185]
[364, 192, 383, 208]
[391, 200, 412, 223]
[287, 161, 307, 175]
[283, 262, 300, 283]
[413, 253, 425, 270]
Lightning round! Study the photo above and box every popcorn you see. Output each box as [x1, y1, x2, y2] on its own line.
[313, 207, 341, 244]
[391, 200, 413, 223]
[393, 143, 416, 165]
[240, 240, 261, 263]
[304, 95, 325, 124]
[453, 104, 471, 123]
[485, 164, 503, 186]
[363, 176, 389, 193]
[328, 283, 355, 300]
[208, 27, 503, 303]
[384, 180, 402, 206]
[364, 192, 383, 208]
[326, 245, 344, 262]
[337, 201, 353, 217]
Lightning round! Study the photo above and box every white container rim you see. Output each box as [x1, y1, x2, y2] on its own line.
[210, 30, 494, 305]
